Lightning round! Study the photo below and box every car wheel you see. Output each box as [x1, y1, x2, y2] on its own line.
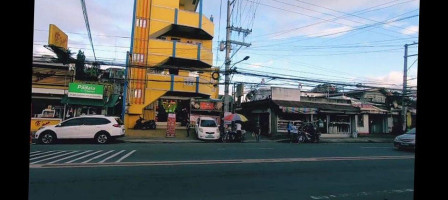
[95, 131, 110, 144]
[39, 131, 56, 144]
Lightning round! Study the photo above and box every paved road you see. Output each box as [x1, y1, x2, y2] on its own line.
[29, 142, 415, 200]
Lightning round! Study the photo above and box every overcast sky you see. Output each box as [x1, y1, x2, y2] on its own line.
[33, 0, 419, 94]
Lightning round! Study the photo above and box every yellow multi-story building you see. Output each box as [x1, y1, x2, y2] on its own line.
[124, 0, 219, 129]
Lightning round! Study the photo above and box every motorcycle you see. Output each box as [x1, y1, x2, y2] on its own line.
[300, 123, 320, 143]
[134, 117, 156, 130]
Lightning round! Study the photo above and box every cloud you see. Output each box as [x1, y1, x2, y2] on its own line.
[247, 60, 274, 68]
[367, 71, 417, 89]
[401, 26, 419, 35]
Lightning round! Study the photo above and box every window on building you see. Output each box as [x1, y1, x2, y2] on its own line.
[134, 89, 142, 98]
[358, 115, 364, 127]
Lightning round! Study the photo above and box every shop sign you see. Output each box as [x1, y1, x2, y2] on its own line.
[48, 24, 68, 50]
[200, 102, 215, 110]
[166, 113, 176, 137]
[68, 83, 104, 99]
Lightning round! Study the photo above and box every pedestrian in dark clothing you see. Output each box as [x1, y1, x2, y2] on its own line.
[186, 118, 190, 137]
[255, 123, 261, 142]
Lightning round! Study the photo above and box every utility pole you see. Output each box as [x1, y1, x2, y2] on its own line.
[223, 0, 252, 114]
[402, 42, 418, 132]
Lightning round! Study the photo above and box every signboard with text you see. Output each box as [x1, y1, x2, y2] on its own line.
[48, 24, 68, 50]
[166, 113, 176, 137]
[68, 83, 104, 99]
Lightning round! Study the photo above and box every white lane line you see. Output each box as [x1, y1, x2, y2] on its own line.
[48, 150, 93, 164]
[30, 151, 66, 161]
[65, 150, 103, 163]
[98, 150, 125, 163]
[81, 150, 115, 163]
[30, 150, 57, 157]
[310, 188, 414, 199]
[30, 151, 79, 164]
[31, 155, 414, 169]
[115, 150, 136, 163]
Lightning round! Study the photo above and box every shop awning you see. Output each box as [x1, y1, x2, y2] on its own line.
[273, 100, 359, 114]
[104, 94, 120, 108]
[61, 95, 106, 107]
[279, 106, 318, 114]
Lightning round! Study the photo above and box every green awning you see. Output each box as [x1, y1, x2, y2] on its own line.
[104, 94, 120, 108]
[61, 95, 106, 107]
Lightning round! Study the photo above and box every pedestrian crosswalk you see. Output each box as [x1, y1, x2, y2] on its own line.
[29, 150, 137, 165]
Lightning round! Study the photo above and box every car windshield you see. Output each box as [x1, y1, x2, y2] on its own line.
[406, 128, 416, 134]
[200, 120, 217, 127]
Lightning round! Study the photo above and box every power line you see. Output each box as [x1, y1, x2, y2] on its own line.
[80, 0, 96, 61]
[250, 0, 417, 39]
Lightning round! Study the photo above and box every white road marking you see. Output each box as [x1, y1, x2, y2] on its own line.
[30, 155, 414, 169]
[30, 151, 41, 155]
[65, 150, 103, 163]
[310, 188, 414, 199]
[30, 150, 57, 157]
[115, 150, 136, 163]
[48, 150, 93, 164]
[81, 150, 115, 163]
[30, 151, 79, 164]
[30, 151, 66, 161]
[98, 150, 125, 163]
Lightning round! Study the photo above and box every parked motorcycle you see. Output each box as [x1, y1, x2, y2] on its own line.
[134, 117, 156, 130]
[300, 122, 320, 143]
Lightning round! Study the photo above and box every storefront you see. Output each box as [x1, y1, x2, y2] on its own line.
[241, 99, 360, 136]
[61, 83, 120, 118]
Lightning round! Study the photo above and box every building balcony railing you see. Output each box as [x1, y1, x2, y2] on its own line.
[145, 73, 218, 97]
[149, 5, 214, 40]
[137, 39, 212, 68]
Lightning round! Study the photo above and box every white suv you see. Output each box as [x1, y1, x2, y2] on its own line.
[34, 115, 125, 144]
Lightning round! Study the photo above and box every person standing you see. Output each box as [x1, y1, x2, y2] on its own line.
[186, 118, 190, 137]
[255, 122, 261, 142]
[287, 121, 293, 137]
[236, 121, 242, 142]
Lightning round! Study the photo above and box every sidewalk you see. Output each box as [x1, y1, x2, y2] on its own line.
[122, 129, 395, 144]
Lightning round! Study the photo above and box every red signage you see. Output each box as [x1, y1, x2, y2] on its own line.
[166, 113, 176, 137]
[200, 102, 215, 110]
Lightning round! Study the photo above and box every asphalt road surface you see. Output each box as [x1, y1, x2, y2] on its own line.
[28, 142, 415, 200]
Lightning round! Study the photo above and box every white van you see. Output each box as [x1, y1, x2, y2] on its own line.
[195, 117, 220, 141]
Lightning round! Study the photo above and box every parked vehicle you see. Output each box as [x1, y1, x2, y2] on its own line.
[30, 106, 64, 132]
[394, 128, 416, 150]
[195, 117, 220, 141]
[300, 122, 320, 143]
[290, 121, 320, 143]
[134, 117, 156, 130]
[34, 115, 125, 144]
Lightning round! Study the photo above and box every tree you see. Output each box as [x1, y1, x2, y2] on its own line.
[75, 50, 86, 80]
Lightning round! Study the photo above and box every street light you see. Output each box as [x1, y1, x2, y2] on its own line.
[224, 56, 250, 114]
[230, 56, 250, 70]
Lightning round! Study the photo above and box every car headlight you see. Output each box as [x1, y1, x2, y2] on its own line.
[199, 128, 204, 132]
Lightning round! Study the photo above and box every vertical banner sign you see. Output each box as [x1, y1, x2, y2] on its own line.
[166, 113, 176, 137]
